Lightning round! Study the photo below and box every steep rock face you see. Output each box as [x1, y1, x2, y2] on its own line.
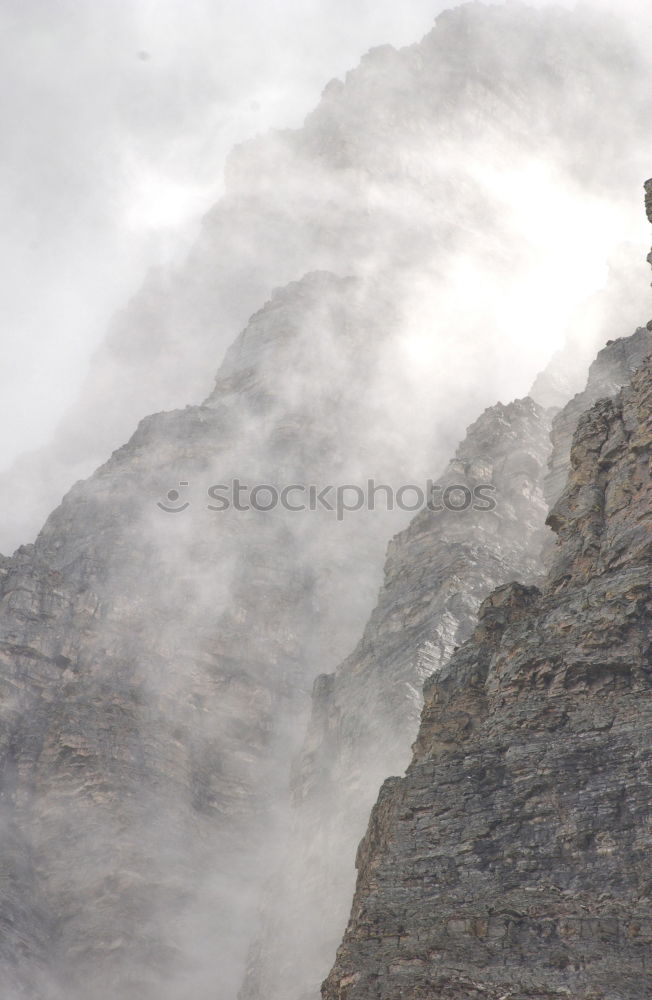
[544, 327, 652, 508]
[3, 1, 652, 551]
[0, 272, 467, 1000]
[323, 352, 652, 998]
[241, 396, 552, 1000]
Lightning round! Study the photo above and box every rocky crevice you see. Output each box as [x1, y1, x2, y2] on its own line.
[240, 396, 553, 1000]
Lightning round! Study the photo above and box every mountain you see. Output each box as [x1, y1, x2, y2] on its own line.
[1, 4, 652, 998]
[0, 271, 434, 1000]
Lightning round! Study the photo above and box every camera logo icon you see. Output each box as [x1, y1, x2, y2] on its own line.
[157, 481, 191, 513]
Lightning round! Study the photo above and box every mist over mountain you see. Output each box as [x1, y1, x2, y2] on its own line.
[2, 0, 651, 553]
[0, 4, 651, 1000]
[0, 0, 444, 470]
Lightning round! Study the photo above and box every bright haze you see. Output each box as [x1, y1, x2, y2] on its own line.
[0, 0, 465, 471]
[0, 0, 648, 487]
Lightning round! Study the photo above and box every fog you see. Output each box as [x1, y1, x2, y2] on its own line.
[0, 0, 459, 470]
[6, 0, 632, 474]
[3, 0, 652, 555]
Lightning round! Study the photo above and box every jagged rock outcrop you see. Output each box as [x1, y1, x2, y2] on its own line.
[645, 178, 652, 281]
[323, 350, 652, 998]
[3, 1, 652, 552]
[544, 327, 652, 508]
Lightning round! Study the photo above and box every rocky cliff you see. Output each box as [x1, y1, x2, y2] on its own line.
[323, 336, 652, 998]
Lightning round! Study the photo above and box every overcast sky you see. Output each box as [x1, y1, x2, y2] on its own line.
[0, 0, 623, 471]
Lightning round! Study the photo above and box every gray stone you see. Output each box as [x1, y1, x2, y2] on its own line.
[323, 353, 652, 1000]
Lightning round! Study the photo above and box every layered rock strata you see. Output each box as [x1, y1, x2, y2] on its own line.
[323, 351, 652, 999]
